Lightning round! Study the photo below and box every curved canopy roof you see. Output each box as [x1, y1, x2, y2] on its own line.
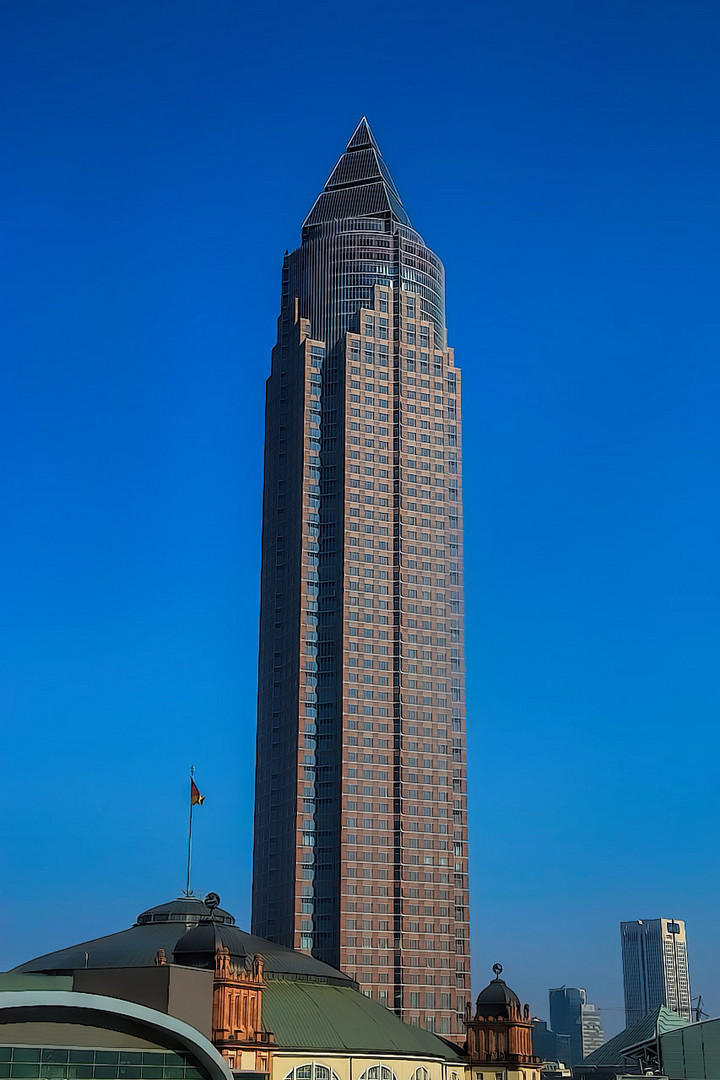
[0, 990, 234, 1080]
[13, 898, 353, 985]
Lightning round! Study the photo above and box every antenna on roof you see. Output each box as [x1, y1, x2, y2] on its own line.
[693, 995, 708, 1022]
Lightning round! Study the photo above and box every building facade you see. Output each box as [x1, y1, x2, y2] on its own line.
[251, 119, 470, 1037]
[579, 1000, 605, 1058]
[11, 896, 466, 1080]
[620, 919, 691, 1026]
[548, 988, 604, 1066]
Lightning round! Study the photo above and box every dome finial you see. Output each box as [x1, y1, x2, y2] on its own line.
[493, 962, 503, 978]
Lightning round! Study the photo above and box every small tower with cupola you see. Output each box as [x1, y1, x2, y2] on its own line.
[465, 965, 541, 1080]
[173, 897, 274, 1074]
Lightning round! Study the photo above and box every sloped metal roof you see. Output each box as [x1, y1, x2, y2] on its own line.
[10, 899, 464, 1061]
[136, 898, 235, 926]
[13, 900, 353, 985]
[262, 980, 462, 1060]
[581, 1005, 688, 1067]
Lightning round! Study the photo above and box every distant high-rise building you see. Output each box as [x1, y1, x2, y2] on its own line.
[531, 1019, 572, 1065]
[251, 118, 470, 1036]
[530, 1019, 556, 1061]
[549, 987, 605, 1065]
[580, 1001, 605, 1058]
[621, 918, 691, 1026]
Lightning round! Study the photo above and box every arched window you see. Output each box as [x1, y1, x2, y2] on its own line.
[285, 1066, 340, 1080]
[358, 1067, 397, 1080]
[409, 1069, 429, 1080]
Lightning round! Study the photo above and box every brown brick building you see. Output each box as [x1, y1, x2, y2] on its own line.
[252, 119, 469, 1037]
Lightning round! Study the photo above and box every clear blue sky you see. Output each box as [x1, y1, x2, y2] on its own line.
[2, 0, 719, 1037]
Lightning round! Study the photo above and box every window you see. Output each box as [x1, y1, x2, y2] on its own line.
[358, 1069, 396, 1080]
[410, 1067, 429, 1080]
[285, 1067, 340, 1080]
[0, 1049, 204, 1080]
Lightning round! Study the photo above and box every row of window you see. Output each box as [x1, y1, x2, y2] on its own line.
[0, 1070, 199, 1080]
[0, 1051, 201, 1080]
[285, 1066, 450, 1080]
[0, 1055, 192, 1068]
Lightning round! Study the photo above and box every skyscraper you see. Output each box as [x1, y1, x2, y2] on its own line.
[548, 987, 605, 1065]
[251, 118, 470, 1036]
[580, 1001, 605, 1058]
[621, 918, 691, 1026]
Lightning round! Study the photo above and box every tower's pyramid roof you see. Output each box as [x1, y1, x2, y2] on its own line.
[303, 117, 412, 230]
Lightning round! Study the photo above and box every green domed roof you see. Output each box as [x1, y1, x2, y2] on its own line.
[262, 980, 462, 1060]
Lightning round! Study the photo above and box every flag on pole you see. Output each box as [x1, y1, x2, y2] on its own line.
[191, 779, 205, 806]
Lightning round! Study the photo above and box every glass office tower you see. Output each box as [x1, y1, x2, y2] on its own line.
[251, 119, 470, 1036]
[621, 919, 692, 1026]
[549, 987, 604, 1065]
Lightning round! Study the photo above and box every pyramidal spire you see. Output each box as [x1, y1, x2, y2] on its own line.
[345, 116, 380, 152]
[303, 118, 412, 231]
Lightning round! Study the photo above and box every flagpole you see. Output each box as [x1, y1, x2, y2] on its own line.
[185, 765, 194, 896]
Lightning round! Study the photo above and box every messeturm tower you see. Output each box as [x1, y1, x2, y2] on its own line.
[251, 118, 470, 1037]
